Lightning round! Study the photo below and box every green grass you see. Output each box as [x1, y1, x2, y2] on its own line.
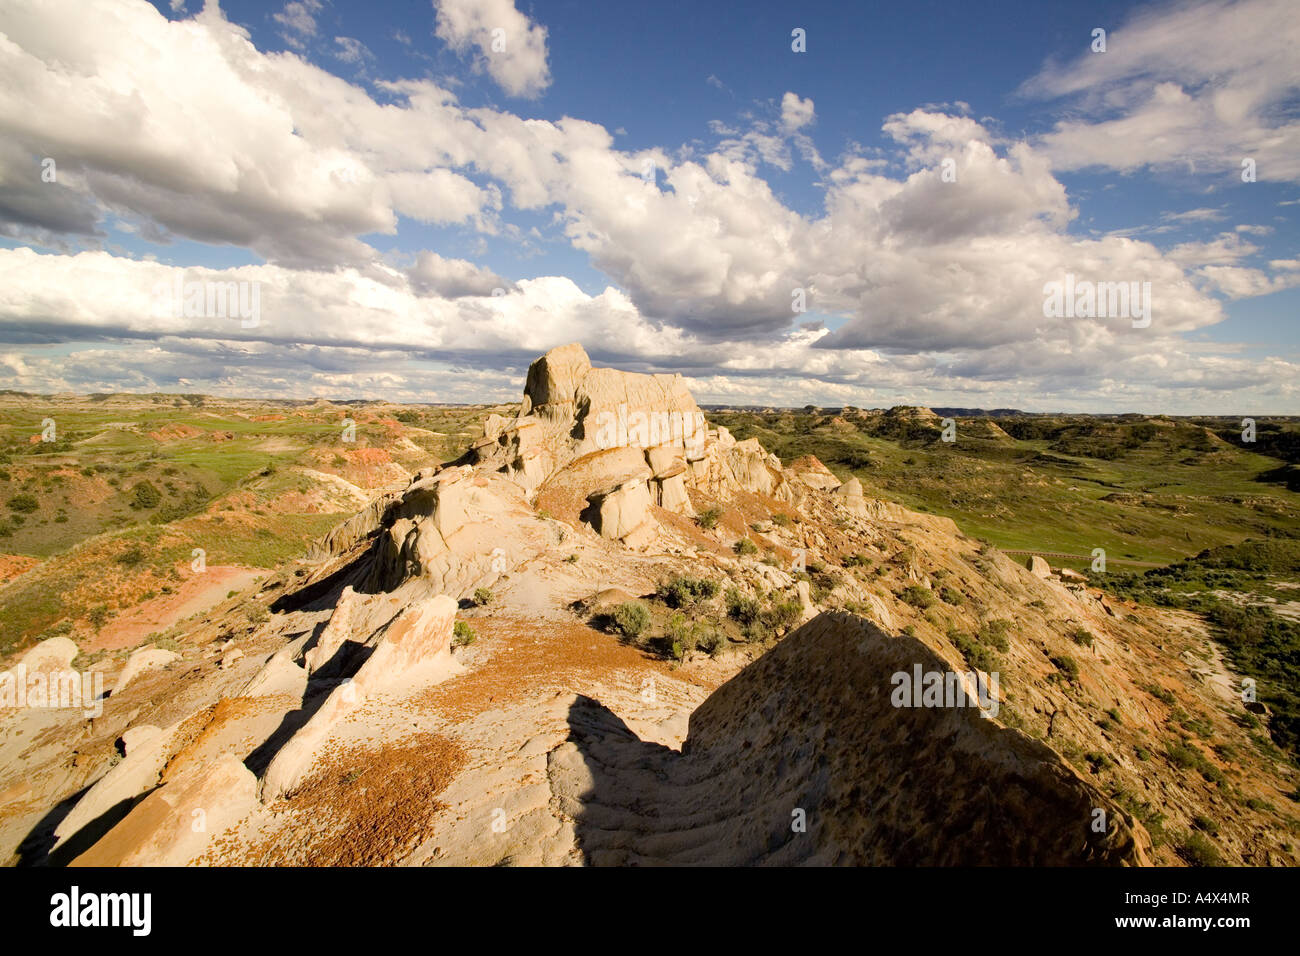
[710, 410, 1299, 566]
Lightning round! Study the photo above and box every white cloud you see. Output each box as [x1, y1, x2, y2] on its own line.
[272, 0, 322, 49]
[1022, 0, 1300, 182]
[333, 36, 372, 64]
[780, 92, 815, 131]
[433, 0, 551, 99]
[0, 0, 1296, 412]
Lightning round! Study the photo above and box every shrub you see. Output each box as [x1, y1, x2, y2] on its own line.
[611, 601, 650, 640]
[115, 546, 146, 567]
[452, 621, 476, 647]
[1166, 741, 1224, 783]
[725, 589, 761, 626]
[763, 600, 803, 634]
[900, 585, 935, 609]
[7, 494, 37, 514]
[1070, 628, 1094, 647]
[843, 553, 871, 568]
[1050, 654, 1079, 681]
[658, 574, 720, 609]
[472, 587, 493, 607]
[664, 613, 692, 660]
[734, 537, 758, 556]
[771, 513, 792, 528]
[939, 586, 964, 606]
[696, 629, 727, 656]
[950, 630, 997, 672]
[696, 507, 722, 530]
[1175, 831, 1221, 866]
[978, 619, 1012, 652]
[131, 481, 161, 509]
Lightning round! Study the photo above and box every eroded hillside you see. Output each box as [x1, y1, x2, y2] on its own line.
[1, 345, 1296, 867]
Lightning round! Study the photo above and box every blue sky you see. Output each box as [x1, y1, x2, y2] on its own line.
[0, 0, 1297, 411]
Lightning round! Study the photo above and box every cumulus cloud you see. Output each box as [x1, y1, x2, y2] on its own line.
[407, 251, 511, 298]
[1022, 0, 1300, 182]
[433, 0, 551, 98]
[780, 92, 815, 131]
[0, 0, 1296, 412]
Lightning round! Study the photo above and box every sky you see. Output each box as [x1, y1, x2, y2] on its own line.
[0, 0, 1297, 413]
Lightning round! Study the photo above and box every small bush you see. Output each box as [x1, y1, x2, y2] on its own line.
[1050, 654, 1080, 681]
[978, 619, 1012, 652]
[452, 620, 476, 647]
[725, 589, 761, 626]
[950, 630, 997, 672]
[7, 493, 38, 514]
[1175, 831, 1221, 867]
[131, 481, 161, 510]
[900, 585, 935, 609]
[472, 587, 493, 607]
[764, 600, 803, 633]
[696, 507, 722, 530]
[1070, 628, 1094, 647]
[771, 512, 792, 528]
[696, 629, 727, 656]
[116, 546, 146, 567]
[734, 537, 758, 556]
[939, 587, 964, 606]
[611, 601, 650, 640]
[658, 574, 720, 609]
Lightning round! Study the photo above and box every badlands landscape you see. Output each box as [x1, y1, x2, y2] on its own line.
[1, 344, 1296, 867]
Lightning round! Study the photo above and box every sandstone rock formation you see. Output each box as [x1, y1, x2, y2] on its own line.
[9, 342, 1292, 871]
[114, 647, 179, 695]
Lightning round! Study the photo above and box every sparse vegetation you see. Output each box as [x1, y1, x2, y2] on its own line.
[900, 585, 935, 609]
[611, 601, 650, 640]
[657, 574, 720, 609]
[696, 507, 722, 530]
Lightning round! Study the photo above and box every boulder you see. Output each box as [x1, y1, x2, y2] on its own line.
[54, 723, 178, 855]
[1027, 555, 1052, 578]
[654, 472, 694, 515]
[261, 595, 458, 800]
[20, 636, 78, 675]
[71, 753, 258, 867]
[238, 655, 307, 699]
[588, 479, 655, 542]
[796, 580, 817, 621]
[114, 647, 179, 695]
[788, 455, 841, 491]
[521, 342, 592, 414]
